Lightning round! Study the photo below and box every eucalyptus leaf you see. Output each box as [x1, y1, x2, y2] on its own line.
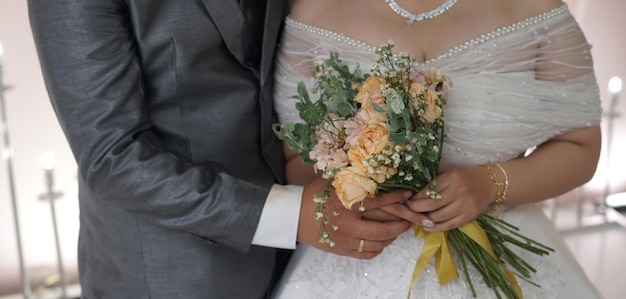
[336, 102, 353, 116]
[387, 90, 405, 114]
[296, 81, 311, 104]
[371, 102, 386, 113]
[388, 132, 407, 145]
[402, 108, 412, 132]
[298, 101, 327, 126]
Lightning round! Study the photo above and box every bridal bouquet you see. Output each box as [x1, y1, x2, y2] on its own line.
[273, 42, 553, 299]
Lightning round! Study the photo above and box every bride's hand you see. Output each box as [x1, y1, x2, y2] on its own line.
[405, 166, 496, 232]
[297, 177, 413, 259]
[361, 203, 428, 225]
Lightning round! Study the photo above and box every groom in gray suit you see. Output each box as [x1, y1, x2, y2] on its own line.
[28, 0, 413, 298]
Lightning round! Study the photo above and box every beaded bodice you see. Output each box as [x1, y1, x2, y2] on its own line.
[274, 3, 601, 168]
[283, 5, 569, 67]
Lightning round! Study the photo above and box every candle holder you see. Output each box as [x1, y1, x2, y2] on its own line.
[1, 41, 33, 299]
[37, 151, 68, 299]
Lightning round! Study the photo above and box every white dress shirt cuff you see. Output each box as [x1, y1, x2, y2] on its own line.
[251, 184, 303, 249]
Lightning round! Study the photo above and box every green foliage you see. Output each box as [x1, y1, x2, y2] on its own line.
[273, 51, 368, 162]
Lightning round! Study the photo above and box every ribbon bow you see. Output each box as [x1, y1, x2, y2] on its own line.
[407, 221, 522, 298]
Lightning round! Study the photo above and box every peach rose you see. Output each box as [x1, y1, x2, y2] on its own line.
[347, 146, 369, 171]
[348, 122, 395, 183]
[348, 146, 395, 183]
[332, 166, 378, 209]
[423, 89, 443, 123]
[357, 123, 390, 155]
[357, 102, 387, 125]
[345, 104, 387, 147]
[354, 76, 384, 105]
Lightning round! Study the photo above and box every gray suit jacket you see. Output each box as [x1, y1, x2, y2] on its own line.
[29, 0, 290, 298]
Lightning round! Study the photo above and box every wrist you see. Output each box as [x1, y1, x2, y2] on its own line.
[480, 163, 509, 218]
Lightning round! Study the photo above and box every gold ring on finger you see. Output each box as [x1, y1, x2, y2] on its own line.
[358, 239, 366, 253]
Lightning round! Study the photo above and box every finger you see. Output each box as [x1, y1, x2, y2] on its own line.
[361, 204, 426, 224]
[361, 208, 402, 222]
[425, 214, 467, 232]
[427, 195, 483, 224]
[353, 249, 385, 260]
[377, 204, 426, 225]
[349, 220, 411, 242]
[424, 202, 457, 224]
[354, 238, 389, 253]
[406, 195, 447, 213]
[412, 171, 454, 199]
[317, 219, 403, 259]
[362, 190, 413, 211]
[408, 178, 459, 212]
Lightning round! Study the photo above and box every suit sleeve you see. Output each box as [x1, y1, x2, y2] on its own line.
[28, 0, 271, 252]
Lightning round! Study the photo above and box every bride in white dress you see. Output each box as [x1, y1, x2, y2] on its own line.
[272, 0, 603, 298]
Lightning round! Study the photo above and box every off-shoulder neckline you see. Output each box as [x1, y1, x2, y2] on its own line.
[285, 4, 569, 65]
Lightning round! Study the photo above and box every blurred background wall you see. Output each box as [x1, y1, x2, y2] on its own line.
[1, 1, 80, 296]
[0, 0, 625, 296]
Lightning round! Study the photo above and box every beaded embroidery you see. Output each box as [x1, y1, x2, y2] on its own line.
[285, 4, 568, 65]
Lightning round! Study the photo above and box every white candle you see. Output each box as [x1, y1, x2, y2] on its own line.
[41, 150, 56, 189]
[41, 150, 56, 170]
[41, 150, 68, 298]
[609, 76, 623, 94]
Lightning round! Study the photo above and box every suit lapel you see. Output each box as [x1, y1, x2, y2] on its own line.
[202, 0, 287, 83]
[201, 0, 246, 65]
[260, 0, 288, 85]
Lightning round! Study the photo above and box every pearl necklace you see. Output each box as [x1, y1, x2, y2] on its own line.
[385, 0, 458, 25]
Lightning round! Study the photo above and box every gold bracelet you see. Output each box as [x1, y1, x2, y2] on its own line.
[481, 163, 509, 218]
[492, 163, 509, 203]
[482, 164, 501, 202]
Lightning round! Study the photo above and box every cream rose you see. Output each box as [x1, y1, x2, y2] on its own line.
[332, 166, 378, 209]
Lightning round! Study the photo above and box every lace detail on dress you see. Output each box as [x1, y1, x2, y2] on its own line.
[273, 206, 595, 299]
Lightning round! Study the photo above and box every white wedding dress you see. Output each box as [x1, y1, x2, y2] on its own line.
[272, 4, 603, 299]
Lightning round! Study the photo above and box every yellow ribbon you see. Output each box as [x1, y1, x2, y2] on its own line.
[407, 221, 522, 298]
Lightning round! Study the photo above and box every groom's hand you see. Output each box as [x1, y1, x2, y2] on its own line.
[296, 178, 413, 259]
[361, 202, 429, 224]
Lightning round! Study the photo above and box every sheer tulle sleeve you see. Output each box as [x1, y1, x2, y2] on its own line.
[273, 21, 379, 125]
[273, 6, 602, 166]
[433, 9, 602, 165]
